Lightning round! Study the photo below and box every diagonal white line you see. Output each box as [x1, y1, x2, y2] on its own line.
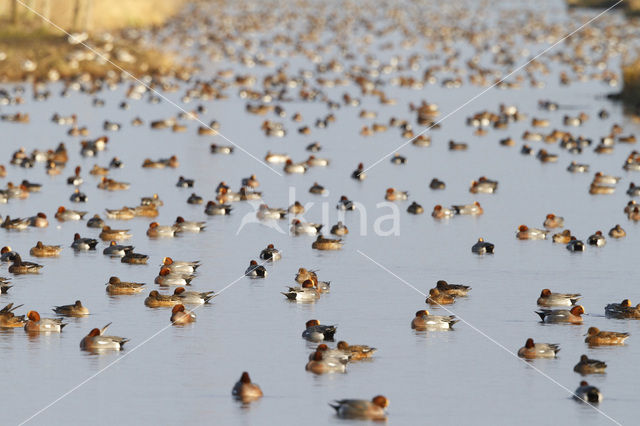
[361, 0, 624, 174]
[356, 249, 622, 426]
[18, 257, 272, 425]
[15, 0, 283, 177]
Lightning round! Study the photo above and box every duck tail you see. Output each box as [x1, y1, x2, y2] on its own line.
[328, 402, 340, 412]
[535, 311, 546, 321]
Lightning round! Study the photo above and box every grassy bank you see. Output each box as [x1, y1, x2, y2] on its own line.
[0, 0, 188, 81]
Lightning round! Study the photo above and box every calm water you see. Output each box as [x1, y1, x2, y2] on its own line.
[2, 0, 640, 424]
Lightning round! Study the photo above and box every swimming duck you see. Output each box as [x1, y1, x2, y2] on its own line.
[241, 174, 259, 189]
[161, 257, 199, 275]
[264, 152, 290, 164]
[210, 144, 234, 155]
[517, 338, 559, 359]
[109, 157, 123, 169]
[516, 225, 548, 240]
[257, 204, 287, 220]
[585, 327, 629, 346]
[147, 222, 178, 238]
[574, 381, 602, 403]
[385, 188, 408, 201]
[470, 177, 498, 194]
[589, 183, 615, 195]
[593, 172, 620, 185]
[67, 166, 83, 186]
[30, 241, 62, 257]
[28, 212, 48, 228]
[105, 276, 145, 295]
[537, 289, 581, 307]
[552, 229, 572, 244]
[2, 216, 30, 230]
[86, 214, 105, 228]
[288, 201, 305, 215]
[245, 260, 267, 278]
[144, 290, 182, 308]
[187, 193, 203, 205]
[543, 214, 564, 229]
[536, 305, 584, 324]
[53, 300, 89, 316]
[121, 252, 149, 265]
[260, 244, 281, 261]
[351, 163, 366, 180]
[24, 310, 65, 332]
[176, 176, 194, 188]
[8, 254, 43, 274]
[453, 201, 483, 216]
[436, 280, 471, 297]
[155, 268, 193, 286]
[97, 177, 130, 191]
[231, 372, 263, 402]
[449, 140, 468, 151]
[140, 194, 163, 207]
[604, 299, 640, 319]
[21, 180, 42, 193]
[302, 319, 337, 342]
[69, 188, 87, 203]
[205, 201, 232, 215]
[329, 396, 388, 420]
[174, 216, 206, 233]
[608, 224, 625, 238]
[103, 241, 134, 257]
[311, 344, 351, 364]
[0, 246, 16, 262]
[330, 221, 348, 236]
[283, 159, 307, 174]
[309, 182, 327, 195]
[282, 280, 320, 302]
[390, 153, 406, 165]
[171, 304, 196, 325]
[411, 309, 458, 330]
[472, 238, 494, 255]
[335, 341, 377, 360]
[431, 205, 455, 219]
[306, 155, 329, 167]
[426, 288, 455, 305]
[80, 323, 129, 351]
[142, 156, 179, 168]
[336, 195, 355, 211]
[89, 164, 109, 176]
[290, 219, 322, 235]
[71, 233, 98, 251]
[407, 201, 424, 214]
[567, 162, 589, 173]
[566, 237, 585, 252]
[587, 231, 606, 247]
[429, 178, 445, 190]
[574, 355, 607, 375]
[55, 206, 87, 221]
[0, 303, 25, 328]
[295, 268, 318, 284]
[99, 226, 132, 241]
[306, 349, 347, 374]
[312, 235, 343, 250]
[173, 287, 215, 305]
[0, 282, 11, 295]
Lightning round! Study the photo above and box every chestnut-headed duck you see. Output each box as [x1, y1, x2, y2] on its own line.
[336, 341, 377, 360]
[144, 290, 182, 308]
[302, 319, 337, 342]
[574, 355, 607, 375]
[103, 241, 134, 257]
[604, 299, 640, 319]
[312, 344, 350, 363]
[407, 201, 424, 214]
[567, 161, 589, 173]
[106, 276, 145, 295]
[87, 214, 105, 228]
[99, 226, 132, 241]
[585, 327, 629, 346]
[309, 182, 327, 195]
[53, 300, 89, 316]
[517, 338, 559, 359]
[155, 268, 193, 286]
[174, 216, 206, 232]
[536, 305, 584, 324]
[54, 206, 87, 221]
[471, 238, 494, 255]
[516, 225, 548, 240]
[306, 350, 347, 374]
[71, 233, 98, 251]
[173, 287, 215, 304]
[260, 244, 281, 261]
[171, 304, 196, 325]
[290, 219, 322, 235]
[30, 241, 62, 257]
[241, 174, 260, 188]
[204, 201, 232, 215]
[574, 381, 602, 403]
[312, 235, 343, 250]
[593, 172, 620, 185]
[330, 221, 349, 236]
[336, 195, 355, 211]
[469, 177, 498, 194]
[187, 193, 203, 204]
[543, 214, 564, 228]
[28, 212, 49, 228]
[0, 246, 15, 262]
[566, 237, 585, 252]
[453, 201, 483, 216]
[587, 231, 606, 246]
[80, 323, 128, 351]
[0, 303, 26, 328]
[351, 163, 366, 180]
[282, 280, 320, 302]
[8, 254, 43, 274]
[283, 159, 307, 174]
[330, 396, 388, 420]
[608, 224, 625, 238]
[521, 144, 534, 155]
[97, 177, 130, 191]
[232, 372, 263, 402]
[426, 288, 455, 305]
[436, 280, 471, 297]
[245, 260, 267, 278]
[257, 204, 287, 220]
[537, 289, 581, 307]
[431, 205, 454, 219]
[121, 252, 149, 265]
[24, 310, 66, 332]
[147, 222, 178, 238]
[140, 193, 163, 207]
[288, 201, 305, 215]
[429, 178, 445, 190]
[411, 310, 457, 330]
[384, 188, 408, 201]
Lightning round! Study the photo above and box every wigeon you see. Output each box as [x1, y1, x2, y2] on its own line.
[537, 289, 581, 307]
[312, 235, 343, 250]
[411, 310, 457, 330]
[24, 310, 66, 332]
[516, 225, 548, 240]
[431, 205, 454, 219]
[543, 214, 564, 228]
[8, 254, 43, 274]
[302, 319, 337, 342]
[329, 396, 388, 420]
[144, 290, 182, 308]
[105, 277, 145, 295]
[330, 221, 349, 235]
[170, 304, 196, 325]
[173, 287, 215, 304]
[335, 341, 377, 360]
[517, 338, 559, 359]
[426, 289, 455, 305]
[71, 233, 98, 251]
[53, 300, 89, 316]
[0, 303, 26, 328]
[584, 327, 629, 346]
[245, 260, 267, 278]
[30, 241, 62, 257]
[574, 355, 607, 375]
[536, 306, 584, 324]
[80, 323, 129, 351]
[306, 350, 347, 374]
[147, 222, 178, 238]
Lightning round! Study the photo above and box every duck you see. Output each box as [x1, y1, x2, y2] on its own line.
[335, 341, 377, 360]
[99, 226, 132, 241]
[291, 219, 322, 235]
[241, 174, 259, 188]
[449, 140, 468, 151]
[543, 214, 564, 228]
[411, 310, 458, 330]
[121, 252, 149, 265]
[21, 180, 42, 193]
[0, 246, 15, 262]
[174, 216, 206, 233]
[147, 222, 178, 238]
[97, 177, 130, 191]
[537, 289, 581, 307]
[245, 260, 267, 278]
[302, 319, 337, 342]
[589, 183, 615, 195]
[574, 381, 602, 403]
[24, 310, 66, 332]
[283, 159, 307, 174]
[309, 182, 327, 195]
[436, 280, 471, 297]
[103, 241, 134, 257]
[140, 194, 163, 207]
[306, 350, 347, 374]
[311, 344, 350, 363]
[2, 216, 30, 230]
[69, 188, 87, 203]
[0, 303, 26, 328]
[89, 164, 109, 176]
[232, 372, 263, 402]
[431, 205, 455, 219]
[295, 268, 318, 284]
[176, 176, 194, 188]
[426, 288, 455, 305]
[605, 299, 640, 319]
[288, 201, 305, 215]
[516, 225, 548, 240]
[407, 201, 424, 214]
[453, 201, 483, 215]
[161, 257, 200, 275]
[471, 238, 494, 254]
[144, 290, 182, 308]
[593, 172, 620, 185]
[469, 177, 498, 194]
[257, 204, 287, 220]
[55, 206, 87, 221]
[330, 221, 349, 236]
[566, 237, 585, 252]
[517, 338, 559, 359]
[109, 157, 123, 168]
[155, 268, 193, 286]
[574, 355, 607, 375]
[329, 396, 388, 420]
[587, 231, 606, 247]
[384, 188, 408, 201]
[8, 254, 43, 274]
[28, 212, 49, 228]
[390, 153, 406, 165]
[133, 204, 160, 218]
[336, 195, 355, 211]
[80, 323, 129, 351]
[312, 235, 343, 250]
[53, 300, 89, 316]
[567, 161, 589, 173]
[86, 214, 105, 228]
[170, 304, 197, 325]
[66, 166, 83, 185]
[608, 224, 625, 238]
[260, 244, 281, 261]
[429, 178, 446, 190]
[30, 241, 62, 257]
[306, 155, 329, 167]
[204, 201, 232, 215]
[71, 233, 98, 251]
[105, 276, 145, 295]
[187, 193, 203, 204]
[264, 152, 290, 164]
[351, 163, 366, 180]
[536, 305, 584, 324]
[210, 144, 234, 155]
[584, 327, 630, 346]
[552, 229, 572, 244]
[173, 287, 215, 305]
[282, 280, 320, 302]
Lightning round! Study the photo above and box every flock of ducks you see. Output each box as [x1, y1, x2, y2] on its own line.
[2, 0, 640, 421]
